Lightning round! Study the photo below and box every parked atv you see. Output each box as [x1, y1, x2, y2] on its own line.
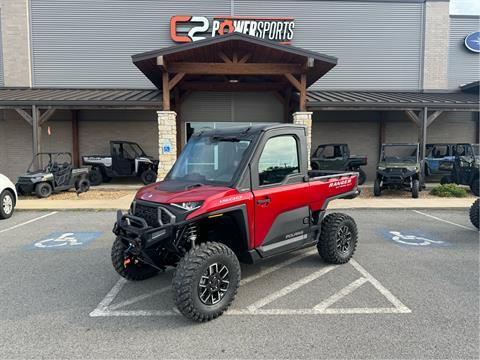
[112, 124, 360, 322]
[374, 143, 421, 198]
[83, 141, 158, 186]
[470, 199, 479, 229]
[425, 143, 456, 176]
[311, 144, 367, 185]
[16, 152, 90, 198]
[440, 144, 479, 196]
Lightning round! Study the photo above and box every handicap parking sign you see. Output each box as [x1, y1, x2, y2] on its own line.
[379, 229, 448, 247]
[163, 144, 171, 154]
[28, 232, 102, 250]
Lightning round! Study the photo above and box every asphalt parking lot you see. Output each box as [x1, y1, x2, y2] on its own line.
[0, 209, 478, 359]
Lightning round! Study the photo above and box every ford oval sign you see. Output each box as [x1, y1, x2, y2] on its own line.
[464, 31, 480, 53]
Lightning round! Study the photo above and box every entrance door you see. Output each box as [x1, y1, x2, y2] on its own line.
[252, 133, 310, 257]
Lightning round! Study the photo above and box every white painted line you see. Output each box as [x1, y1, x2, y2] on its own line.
[227, 307, 410, 315]
[350, 259, 411, 313]
[313, 277, 368, 311]
[109, 287, 170, 310]
[95, 309, 177, 317]
[413, 210, 476, 231]
[246, 265, 336, 312]
[89, 278, 127, 317]
[0, 211, 58, 234]
[240, 249, 317, 286]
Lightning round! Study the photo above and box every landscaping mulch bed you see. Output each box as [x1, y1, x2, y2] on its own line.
[20, 190, 135, 201]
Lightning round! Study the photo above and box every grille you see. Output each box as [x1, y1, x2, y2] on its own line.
[134, 203, 159, 227]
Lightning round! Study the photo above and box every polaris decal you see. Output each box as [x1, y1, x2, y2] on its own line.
[170, 16, 295, 44]
[329, 179, 353, 188]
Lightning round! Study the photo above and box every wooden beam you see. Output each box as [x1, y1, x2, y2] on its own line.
[162, 72, 170, 111]
[405, 110, 421, 127]
[284, 73, 302, 92]
[179, 81, 286, 92]
[39, 108, 56, 125]
[299, 73, 307, 112]
[379, 113, 386, 155]
[218, 51, 232, 63]
[284, 87, 292, 123]
[71, 110, 80, 167]
[426, 110, 443, 127]
[14, 108, 32, 126]
[167, 62, 304, 75]
[238, 53, 251, 63]
[157, 55, 166, 68]
[168, 72, 186, 90]
[173, 89, 182, 156]
[232, 52, 238, 63]
[32, 105, 41, 162]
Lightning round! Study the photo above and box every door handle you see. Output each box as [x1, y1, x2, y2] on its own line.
[257, 197, 271, 205]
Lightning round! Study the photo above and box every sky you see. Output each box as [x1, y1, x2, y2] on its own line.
[450, 0, 480, 15]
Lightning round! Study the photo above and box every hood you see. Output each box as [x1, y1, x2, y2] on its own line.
[135, 180, 238, 204]
[377, 161, 418, 169]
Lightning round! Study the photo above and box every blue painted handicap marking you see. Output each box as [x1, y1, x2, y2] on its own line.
[379, 229, 449, 247]
[28, 232, 102, 250]
[163, 144, 171, 153]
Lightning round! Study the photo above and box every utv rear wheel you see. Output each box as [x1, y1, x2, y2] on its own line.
[35, 182, 52, 198]
[89, 168, 103, 186]
[469, 199, 479, 229]
[440, 175, 452, 185]
[172, 242, 240, 322]
[111, 237, 159, 281]
[469, 177, 479, 196]
[357, 168, 366, 185]
[374, 178, 381, 197]
[411, 179, 419, 198]
[0, 190, 15, 219]
[75, 178, 90, 193]
[141, 169, 157, 185]
[318, 213, 358, 264]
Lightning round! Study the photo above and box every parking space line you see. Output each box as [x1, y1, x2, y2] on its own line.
[413, 210, 476, 231]
[0, 211, 58, 234]
[350, 259, 411, 313]
[246, 265, 337, 312]
[89, 278, 127, 317]
[314, 277, 368, 311]
[109, 287, 170, 311]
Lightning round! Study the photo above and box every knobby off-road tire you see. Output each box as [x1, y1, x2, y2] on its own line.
[141, 169, 157, 185]
[318, 213, 358, 264]
[35, 182, 52, 198]
[469, 199, 479, 230]
[172, 242, 241, 322]
[75, 178, 90, 193]
[89, 168, 103, 186]
[111, 237, 159, 281]
[412, 179, 420, 199]
[357, 168, 366, 185]
[0, 190, 15, 219]
[374, 178, 381, 197]
[440, 175, 453, 185]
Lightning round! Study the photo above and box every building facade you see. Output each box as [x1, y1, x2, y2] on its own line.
[0, 0, 478, 180]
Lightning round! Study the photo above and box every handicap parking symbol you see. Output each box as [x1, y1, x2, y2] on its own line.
[28, 232, 102, 250]
[380, 230, 448, 247]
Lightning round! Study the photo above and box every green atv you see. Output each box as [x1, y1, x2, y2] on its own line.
[374, 143, 421, 198]
[441, 144, 479, 196]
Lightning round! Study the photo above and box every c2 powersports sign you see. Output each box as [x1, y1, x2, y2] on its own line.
[170, 16, 295, 44]
[464, 31, 480, 53]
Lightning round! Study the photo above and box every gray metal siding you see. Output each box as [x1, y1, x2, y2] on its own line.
[448, 16, 480, 89]
[30, 0, 231, 88]
[0, 9, 4, 87]
[235, 0, 424, 90]
[31, 0, 423, 90]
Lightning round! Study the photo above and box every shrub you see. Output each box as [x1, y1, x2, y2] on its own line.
[430, 184, 468, 198]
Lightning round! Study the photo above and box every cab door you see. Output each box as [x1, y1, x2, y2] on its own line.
[251, 129, 311, 257]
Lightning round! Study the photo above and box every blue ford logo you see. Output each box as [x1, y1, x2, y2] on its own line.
[464, 31, 480, 53]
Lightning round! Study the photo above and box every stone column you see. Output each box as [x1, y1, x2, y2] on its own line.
[292, 111, 313, 162]
[157, 111, 177, 181]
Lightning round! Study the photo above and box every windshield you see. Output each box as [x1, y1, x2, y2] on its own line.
[381, 145, 418, 164]
[167, 136, 252, 185]
[27, 153, 72, 173]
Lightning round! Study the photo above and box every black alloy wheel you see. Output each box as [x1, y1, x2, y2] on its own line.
[198, 262, 230, 305]
[336, 225, 352, 254]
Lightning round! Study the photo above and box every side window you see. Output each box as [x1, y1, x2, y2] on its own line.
[258, 136, 299, 186]
[432, 145, 448, 158]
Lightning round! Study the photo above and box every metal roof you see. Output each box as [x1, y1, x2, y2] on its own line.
[306, 90, 480, 110]
[0, 88, 162, 108]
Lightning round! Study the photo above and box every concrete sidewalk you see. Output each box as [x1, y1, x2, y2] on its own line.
[16, 194, 475, 211]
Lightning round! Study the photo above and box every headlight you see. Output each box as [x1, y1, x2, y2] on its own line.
[170, 201, 203, 211]
[32, 176, 44, 182]
[377, 166, 386, 171]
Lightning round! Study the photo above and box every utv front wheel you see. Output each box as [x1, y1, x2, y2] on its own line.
[111, 237, 159, 281]
[411, 179, 419, 198]
[318, 213, 358, 264]
[75, 178, 90, 193]
[89, 168, 103, 186]
[373, 178, 381, 197]
[141, 169, 157, 185]
[469, 199, 479, 229]
[440, 175, 452, 185]
[172, 242, 240, 322]
[35, 182, 52, 198]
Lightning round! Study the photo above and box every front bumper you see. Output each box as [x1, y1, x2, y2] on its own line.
[377, 169, 417, 184]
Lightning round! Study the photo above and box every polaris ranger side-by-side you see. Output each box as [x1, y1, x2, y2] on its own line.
[310, 143, 368, 185]
[111, 124, 360, 322]
[82, 141, 158, 185]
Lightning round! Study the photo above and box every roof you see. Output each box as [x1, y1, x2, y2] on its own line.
[132, 32, 337, 89]
[193, 123, 304, 137]
[0, 88, 162, 108]
[306, 90, 480, 111]
[460, 81, 480, 94]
